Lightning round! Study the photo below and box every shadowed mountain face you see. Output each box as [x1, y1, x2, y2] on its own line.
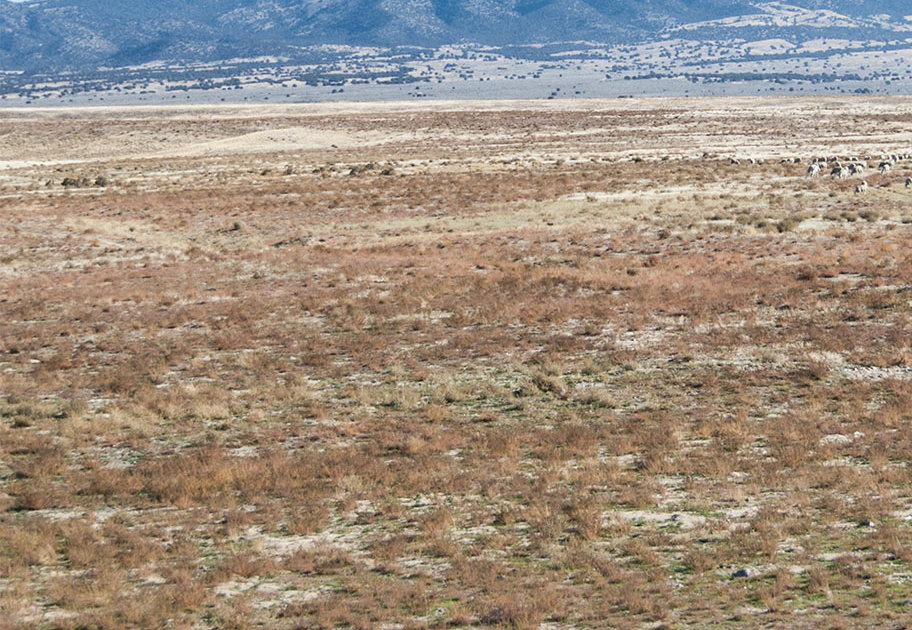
[1, 0, 911, 71]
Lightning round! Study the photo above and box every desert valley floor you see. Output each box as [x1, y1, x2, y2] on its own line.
[3, 97, 912, 629]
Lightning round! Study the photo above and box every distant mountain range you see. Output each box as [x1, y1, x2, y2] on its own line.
[2, 0, 912, 72]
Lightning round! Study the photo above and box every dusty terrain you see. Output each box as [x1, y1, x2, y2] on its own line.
[3, 97, 912, 629]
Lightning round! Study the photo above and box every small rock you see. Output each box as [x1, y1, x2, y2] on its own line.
[732, 567, 760, 578]
[819, 433, 852, 446]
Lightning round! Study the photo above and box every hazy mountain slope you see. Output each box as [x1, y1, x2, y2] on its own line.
[1, 0, 911, 72]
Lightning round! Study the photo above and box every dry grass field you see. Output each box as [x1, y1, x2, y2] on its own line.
[3, 96, 912, 629]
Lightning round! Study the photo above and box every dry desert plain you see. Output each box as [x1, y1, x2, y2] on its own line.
[3, 97, 912, 629]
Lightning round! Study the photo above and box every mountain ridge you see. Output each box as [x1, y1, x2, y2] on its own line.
[4, 0, 912, 72]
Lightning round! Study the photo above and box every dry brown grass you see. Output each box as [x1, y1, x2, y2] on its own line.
[3, 99, 912, 629]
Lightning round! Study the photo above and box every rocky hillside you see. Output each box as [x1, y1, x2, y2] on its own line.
[2, 0, 912, 72]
